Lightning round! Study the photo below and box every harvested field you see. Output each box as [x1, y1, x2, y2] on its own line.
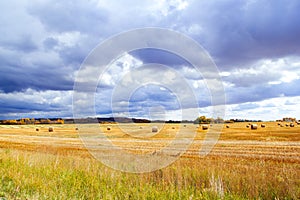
[0, 122, 299, 199]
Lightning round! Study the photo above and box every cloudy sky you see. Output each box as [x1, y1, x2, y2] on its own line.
[1, 0, 300, 121]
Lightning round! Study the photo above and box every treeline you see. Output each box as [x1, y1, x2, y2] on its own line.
[66, 117, 152, 124]
[194, 116, 263, 124]
[226, 119, 262, 123]
[0, 116, 265, 125]
[0, 118, 64, 125]
[69, 118, 194, 124]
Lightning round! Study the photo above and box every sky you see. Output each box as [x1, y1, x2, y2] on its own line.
[0, 0, 300, 121]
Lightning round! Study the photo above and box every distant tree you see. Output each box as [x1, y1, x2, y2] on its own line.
[194, 116, 224, 124]
[194, 116, 209, 124]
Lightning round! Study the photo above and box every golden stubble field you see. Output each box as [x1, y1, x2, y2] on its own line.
[0, 122, 299, 199]
[0, 122, 299, 160]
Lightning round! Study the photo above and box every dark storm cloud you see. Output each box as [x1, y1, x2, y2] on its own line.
[127, 0, 300, 72]
[0, 0, 110, 94]
[0, 100, 56, 114]
[177, 0, 300, 67]
[0, 1, 82, 93]
[4, 0, 299, 92]
[0, 0, 300, 119]
[0, 60, 74, 93]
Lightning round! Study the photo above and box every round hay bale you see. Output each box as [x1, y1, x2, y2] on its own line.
[36, 128, 39, 131]
[226, 125, 230, 128]
[139, 126, 143, 129]
[152, 126, 158, 132]
[285, 124, 289, 127]
[290, 123, 294, 127]
[246, 125, 250, 128]
[202, 125, 208, 130]
[251, 124, 257, 130]
[172, 127, 175, 129]
[183, 125, 187, 127]
[277, 123, 281, 126]
[107, 127, 111, 131]
[48, 127, 53, 132]
[75, 127, 79, 130]
[261, 124, 266, 128]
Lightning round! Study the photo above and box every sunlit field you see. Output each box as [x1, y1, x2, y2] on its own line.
[0, 122, 299, 199]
